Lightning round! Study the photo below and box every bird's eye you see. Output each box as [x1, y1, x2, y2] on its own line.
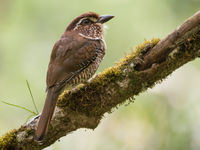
[81, 19, 91, 25]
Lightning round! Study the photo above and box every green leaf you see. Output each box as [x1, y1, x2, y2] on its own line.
[26, 80, 39, 114]
[0, 100, 37, 115]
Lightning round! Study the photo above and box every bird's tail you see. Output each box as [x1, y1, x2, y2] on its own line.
[34, 87, 59, 141]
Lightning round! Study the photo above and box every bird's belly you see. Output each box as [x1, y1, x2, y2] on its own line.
[68, 54, 103, 86]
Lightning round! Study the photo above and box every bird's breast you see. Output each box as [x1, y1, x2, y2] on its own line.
[71, 53, 104, 85]
[68, 47, 105, 87]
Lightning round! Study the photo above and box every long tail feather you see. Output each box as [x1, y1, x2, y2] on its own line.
[34, 87, 59, 141]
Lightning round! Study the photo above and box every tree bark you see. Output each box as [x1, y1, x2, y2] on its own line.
[1, 11, 200, 150]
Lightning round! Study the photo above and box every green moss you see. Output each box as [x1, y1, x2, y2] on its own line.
[0, 129, 17, 150]
[91, 38, 160, 86]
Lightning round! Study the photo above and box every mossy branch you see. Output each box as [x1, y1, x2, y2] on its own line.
[1, 11, 200, 150]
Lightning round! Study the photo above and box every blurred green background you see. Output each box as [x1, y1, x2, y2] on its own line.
[1, 0, 200, 149]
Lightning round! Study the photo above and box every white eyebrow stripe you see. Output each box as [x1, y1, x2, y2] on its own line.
[76, 17, 87, 26]
[76, 17, 98, 26]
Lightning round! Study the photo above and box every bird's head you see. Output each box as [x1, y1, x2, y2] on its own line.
[66, 12, 114, 39]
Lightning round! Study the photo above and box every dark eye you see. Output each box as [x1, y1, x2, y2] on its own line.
[81, 19, 91, 25]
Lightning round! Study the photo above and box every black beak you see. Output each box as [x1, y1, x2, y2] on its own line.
[98, 15, 114, 24]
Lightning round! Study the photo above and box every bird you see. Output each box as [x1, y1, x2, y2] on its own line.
[34, 12, 114, 141]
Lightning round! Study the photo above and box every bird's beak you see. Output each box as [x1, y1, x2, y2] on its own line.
[98, 15, 114, 24]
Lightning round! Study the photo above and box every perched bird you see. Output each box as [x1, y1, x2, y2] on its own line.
[34, 12, 114, 141]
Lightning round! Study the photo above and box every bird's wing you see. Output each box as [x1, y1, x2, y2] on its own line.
[46, 34, 103, 90]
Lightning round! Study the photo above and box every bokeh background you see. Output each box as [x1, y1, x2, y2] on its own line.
[1, 0, 200, 149]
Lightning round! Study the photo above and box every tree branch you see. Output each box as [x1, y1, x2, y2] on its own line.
[1, 11, 200, 150]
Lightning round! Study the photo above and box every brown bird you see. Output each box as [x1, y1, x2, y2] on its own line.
[34, 12, 114, 141]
